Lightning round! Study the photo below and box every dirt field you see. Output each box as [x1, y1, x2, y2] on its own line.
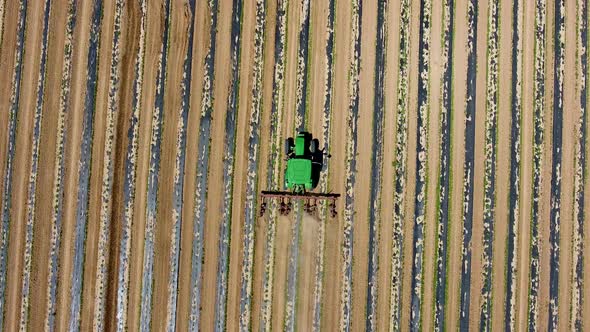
[0, 0, 588, 330]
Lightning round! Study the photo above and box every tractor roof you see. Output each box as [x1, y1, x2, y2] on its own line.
[286, 158, 312, 185]
[295, 135, 306, 156]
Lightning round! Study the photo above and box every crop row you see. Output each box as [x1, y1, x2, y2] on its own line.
[479, 0, 500, 330]
[458, 0, 479, 328]
[389, 0, 411, 329]
[548, 0, 565, 329]
[311, 0, 336, 329]
[165, 0, 196, 330]
[571, 0, 587, 328]
[45, 1, 78, 330]
[340, 0, 362, 329]
[68, 1, 103, 330]
[238, 0, 265, 330]
[410, 0, 432, 329]
[0, 0, 6, 47]
[433, 0, 453, 329]
[214, 0, 244, 329]
[93, 0, 124, 329]
[19, 0, 52, 330]
[188, 0, 218, 329]
[527, 0, 546, 328]
[138, 0, 172, 329]
[259, 0, 289, 329]
[114, 0, 147, 330]
[365, 0, 388, 330]
[504, 0, 523, 329]
[0, 0, 27, 328]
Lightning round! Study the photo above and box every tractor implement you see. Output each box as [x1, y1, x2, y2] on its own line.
[259, 191, 340, 218]
[259, 131, 339, 218]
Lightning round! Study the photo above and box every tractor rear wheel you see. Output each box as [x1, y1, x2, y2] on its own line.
[310, 139, 318, 154]
[285, 137, 294, 155]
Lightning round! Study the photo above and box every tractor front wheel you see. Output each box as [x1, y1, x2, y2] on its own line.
[285, 137, 294, 156]
[310, 139, 318, 154]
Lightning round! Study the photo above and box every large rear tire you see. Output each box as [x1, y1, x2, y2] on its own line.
[310, 139, 318, 154]
[285, 137, 294, 156]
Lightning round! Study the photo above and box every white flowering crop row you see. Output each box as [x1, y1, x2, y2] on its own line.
[389, 0, 411, 329]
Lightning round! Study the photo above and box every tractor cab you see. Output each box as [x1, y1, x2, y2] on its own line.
[284, 132, 319, 192]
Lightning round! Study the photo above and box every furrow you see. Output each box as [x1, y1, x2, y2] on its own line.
[458, 0, 479, 328]
[114, 0, 147, 330]
[188, 0, 218, 329]
[213, 0, 244, 329]
[365, 0, 388, 330]
[68, 1, 103, 330]
[294, 0, 311, 131]
[18, 0, 52, 330]
[165, 1, 196, 330]
[389, 0, 411, 329]
[570, 0, 587, 328]
[238, 0, 265, 330]
[138, 0, 172, 329]
[479, 0, 500, 329]
[284, 204, 302, 332]
[44, 1, 78, 330]
[527, 0, 546, 328]
[258, 0, 288, 329]
[433, 0, 454, 329]
[340, 0, 362, 330]
[93, 0, 124, 329]
[548, 0, 565, 329]
[311, 0, 336, 329]
[0, 0, 5, 48]
[410, 0, 431, 329]
[0, 0, 27, 328]
[504, 0, 524, 328]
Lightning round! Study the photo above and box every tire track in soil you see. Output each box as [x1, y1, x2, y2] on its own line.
[458, 0, 479, 327]
[257, 0, 288, 330]
[571, 0, 587, 328]
[433, 0, 454, 329]
[478, 0, 499, 328]
[365, 0, 388, 330]
[0, 0, 27, 328]
[164, 1, 196, 330]
[137, 0, 172, 328]
[114, 0, 147, 330]
[187, 0, 218, 329]
[409, 0, 431, 328]
[18, 0, 52, 329]
[548, 0, 565, 328]
[213, 0, 244, 329]
[503, 0, 524, 327]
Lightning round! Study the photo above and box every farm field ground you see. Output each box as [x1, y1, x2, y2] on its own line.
[0, 0, 589, 330]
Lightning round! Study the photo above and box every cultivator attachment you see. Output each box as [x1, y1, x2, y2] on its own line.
[259, 191, 340, 218]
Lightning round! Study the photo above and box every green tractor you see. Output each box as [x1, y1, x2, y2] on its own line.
[260, 131, 339, 218]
